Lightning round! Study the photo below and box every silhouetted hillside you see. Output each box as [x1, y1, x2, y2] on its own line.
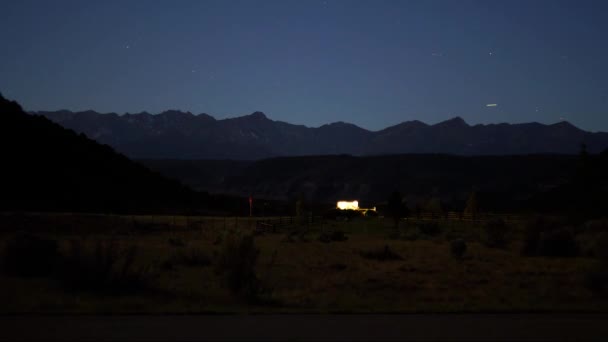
[141, 154, 588, 213]
[36, 110, 608, 159]
[0, 94, 198, 213]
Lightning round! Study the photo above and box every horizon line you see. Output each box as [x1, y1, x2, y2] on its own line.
[29, 108, 595, 133]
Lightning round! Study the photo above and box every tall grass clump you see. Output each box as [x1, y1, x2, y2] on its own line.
[214, 233, 262, 301]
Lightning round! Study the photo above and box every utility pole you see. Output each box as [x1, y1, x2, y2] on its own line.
[249, 195, 253, 217]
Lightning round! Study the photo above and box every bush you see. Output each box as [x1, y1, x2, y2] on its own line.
[482, 218, 510, 248]
[538, 229, 579, 257]
[584, 233, 608, 295]
[387, 230, 401, 240]
[166, 247, 211, 268]
[319, 230, 348, 243]
[329, 263, 347, 271]
[365, 210, 379, 218]
[585, 269, 608, 295]
[522, 218, 545, 256]
[214, 234, 261, 300]
[522, 217, 579, 257]
[594, 233, 608, 261]
[418, 222, 441, 236]
[580, 219, 608, 234]
[323, 209, 362, 220]
[450, 239, 467, 259]
[1, 232, 59, 277]
[168, 237, 186, 247]
[360, 245, 403, 261]
[58, 239, 152, 295]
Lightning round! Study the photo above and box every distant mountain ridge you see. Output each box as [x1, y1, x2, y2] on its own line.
[34, 109, 608, 159]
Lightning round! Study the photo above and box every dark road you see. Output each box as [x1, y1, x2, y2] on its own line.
[1, 314, 607, 341]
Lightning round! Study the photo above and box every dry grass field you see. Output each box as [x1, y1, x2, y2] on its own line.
[1, 213, 607, 313]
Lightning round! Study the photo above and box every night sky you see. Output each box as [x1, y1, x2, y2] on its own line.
[1, 0, 607, 131]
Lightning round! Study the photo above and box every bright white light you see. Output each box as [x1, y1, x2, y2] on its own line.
[486, 104, 498, 107]
[337, 201, 359, 210]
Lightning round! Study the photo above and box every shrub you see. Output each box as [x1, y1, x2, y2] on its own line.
[482, 218, 510, 248]
[522, 218, 545, 256]
[1, 232, 59, 277]
[329, 263, 347, 271]
[584, 233, 608, 295]
[387, 230, 401, 240]
[58, 239, 152, 295]
[360, 245, 403, 261]
[365, 210, 379, 218]
[578, 231, 608, 258]
[166, 247, 211, 268]
[214, 234, 261, 300]
[450, 239, 467, 259]
[418, 222, 441, 236]
[584, 269, 608, 295]
[594, 233, 608, 261]
[538, 229, 579, 257]
[168, 237, 186, 247]
[319, 230, 348, 243]
[580, 219, 608, 234]
[522, 217, 579, 257]
[324, 209, 362, 220]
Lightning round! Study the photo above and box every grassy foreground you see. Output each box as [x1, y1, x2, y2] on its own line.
[0, 213, 607, 313]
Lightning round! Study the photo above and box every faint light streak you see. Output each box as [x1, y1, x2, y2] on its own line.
[486, 104, 498, 107]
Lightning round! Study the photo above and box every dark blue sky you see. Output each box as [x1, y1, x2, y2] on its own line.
[1, 0, 607, 131]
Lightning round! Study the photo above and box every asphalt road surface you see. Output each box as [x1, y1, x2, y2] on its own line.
[1, 314, 607, 341]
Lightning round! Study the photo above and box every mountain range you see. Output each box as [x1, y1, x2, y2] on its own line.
[35, 109, 608, 159]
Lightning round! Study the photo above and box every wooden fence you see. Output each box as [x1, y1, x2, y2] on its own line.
[409, 211, 528, 223]
[255, 215, 322, 234]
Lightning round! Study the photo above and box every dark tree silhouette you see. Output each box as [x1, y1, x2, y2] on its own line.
[387, 191, 408, 229]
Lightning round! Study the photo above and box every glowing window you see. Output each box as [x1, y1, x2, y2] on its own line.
[337, 201, 359, 210]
